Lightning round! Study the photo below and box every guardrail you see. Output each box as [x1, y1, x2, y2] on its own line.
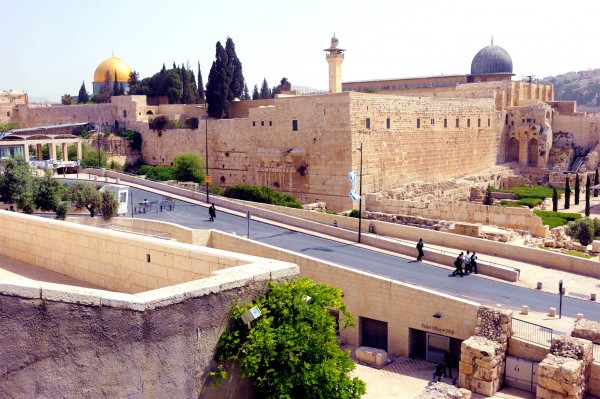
[98, 223, 171, 240]
[511, 318, 553, 347]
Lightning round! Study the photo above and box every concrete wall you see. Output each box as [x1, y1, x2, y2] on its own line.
[0, 260, 298, 399]
[209, 231, 480, 357]
[0, 211, 270, 294]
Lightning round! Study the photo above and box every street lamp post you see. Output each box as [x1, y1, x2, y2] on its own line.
[357, 142, 363, 243]
[97, 134, 102, 167]
[205, 114, 209, 203]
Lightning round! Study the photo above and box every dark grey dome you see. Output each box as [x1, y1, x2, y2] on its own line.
[470, 44, 513, 75]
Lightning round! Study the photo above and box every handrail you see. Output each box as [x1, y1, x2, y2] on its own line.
[511, 318, 553, 347]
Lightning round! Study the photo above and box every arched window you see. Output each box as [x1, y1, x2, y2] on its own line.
[146, 110, 154, 115]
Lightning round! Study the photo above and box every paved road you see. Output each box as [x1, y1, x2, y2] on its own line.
[82, 183, 600, 324]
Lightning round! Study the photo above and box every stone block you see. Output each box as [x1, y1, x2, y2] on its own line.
[0, 279, 41, 299]
[592, 240, 600, 253]
[573, 319, 600, 343]
[355, 346, 388, 367]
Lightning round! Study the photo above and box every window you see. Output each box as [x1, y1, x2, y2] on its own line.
[252, 121, 256, 127]
[444, 118, 447, 128]
[505, 114, 508, 125]
[366, 118, 371, 129]
[456, 118, 460, 128]
[292, 120, 298, 131]
[269, 121, 272, 126]
[488, 118, 491, 126]
[261, 121, 264, 126]
[386, 118, 390, 129]
[123, 110, 127, 118]
[416, 118, 420, 128]
[478, 118, 481, 128]
[431, 119, 435, 125]
[6, 111, 10, 117]
[467, 118, 471, 128]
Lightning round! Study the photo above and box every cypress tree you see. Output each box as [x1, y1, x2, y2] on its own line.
[482, 184, 493, 206]
[205, 41, 231, 118]
[595, 169, 599, 197]
[113, 70, 120, 96]
[78, 81, 89, 103]
[586, 175, 591, 217]
[252, 84, 260, 100]
[98, 70, 112, 103]
[181, 63, 189, 104]
[242, 83, 250, 100]
[225, 37, 244, 102]
[552, 187, 558, 212]
[574, 173, 580, 205]
[565, 177, 571, 209]
[259, 78, 271, 99]
[198, 62, 206, 104]
[187, 69, 199, 104]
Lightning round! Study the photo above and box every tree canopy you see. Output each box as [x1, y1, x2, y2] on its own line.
[206, 41, 231, 118]
[213, 277, 366, 399]
[128, 64, 199, 104]
[225, 37, 244, 102]
[78, 81, 89, 103]
[172, 152, 205, 184]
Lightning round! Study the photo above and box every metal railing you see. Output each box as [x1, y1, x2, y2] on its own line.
[511, 318, 553, 347]
[133, 199, 175, 214]
[98, 223, 171, 240]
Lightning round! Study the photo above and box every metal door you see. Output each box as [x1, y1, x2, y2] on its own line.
[426, 333, 449, 363]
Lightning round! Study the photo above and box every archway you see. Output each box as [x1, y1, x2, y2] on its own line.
[507, 137, 519, 162]
[528, 139, 538, 166]
[146, 110, 154, 115]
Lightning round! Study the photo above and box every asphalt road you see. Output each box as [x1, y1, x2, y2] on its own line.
[74, 182, 600, 324]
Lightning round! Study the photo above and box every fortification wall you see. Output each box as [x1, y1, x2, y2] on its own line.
[12, 103, 115, 128]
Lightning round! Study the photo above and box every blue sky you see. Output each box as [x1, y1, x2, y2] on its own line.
[2, 0, 600, 102]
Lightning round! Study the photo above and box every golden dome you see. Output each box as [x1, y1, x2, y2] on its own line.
[93, 55, 132, 83]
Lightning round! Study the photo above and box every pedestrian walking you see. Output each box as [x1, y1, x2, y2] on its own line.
[452, 253, 464, 277]
[471, 251, 478, 274]
[432, 362, 445, 382]
[416, 238, 424, 261]
[464, 251, 471, 273]
[208, 203, 216, 222]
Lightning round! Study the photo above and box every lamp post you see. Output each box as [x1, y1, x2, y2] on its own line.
[196, 105, 210, 203]
[97, 134, 102, 167]
[357, 142, 363, 243]
[205, 113, 209, 203]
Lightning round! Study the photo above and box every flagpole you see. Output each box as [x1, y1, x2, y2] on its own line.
[358, 142, 363, 244]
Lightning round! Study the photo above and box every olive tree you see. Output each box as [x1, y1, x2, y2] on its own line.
[212, 277, 366, 399]
[69, 182, 102, 217]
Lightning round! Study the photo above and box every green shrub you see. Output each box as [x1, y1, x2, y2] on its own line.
[565, 217, 595, 246]
[149, 115, 169, 130]
[349, 209, 361, 218]
[133, 164, 173, 181]
[517, 197, 542, 208]
[55, 201, 69, 220]
[223, 184, 302, 208]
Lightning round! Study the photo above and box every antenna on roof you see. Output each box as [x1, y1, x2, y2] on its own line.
[491, 35, 493, 45]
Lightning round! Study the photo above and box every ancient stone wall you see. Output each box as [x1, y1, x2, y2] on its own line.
[548, 171, 595, 189]
[536, 336, 593, 399]
[365, 195, 545, 235]
[13, 103, 115, 128]
[459, 306, 512, 396]
[552, 113, 600, 151]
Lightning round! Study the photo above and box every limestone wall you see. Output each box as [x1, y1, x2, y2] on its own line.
[0, 211, 270, 294]
[209, 230, 480, 357]
[13, 103, 115, 128]
[0, 259, 297, 399]
[459, 306, 512, 396]
[365, 196, 544, 234]
[552, 113, 600, 151]
[507, 337, 549, 363]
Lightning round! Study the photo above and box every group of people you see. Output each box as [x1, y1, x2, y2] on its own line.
[452, 250, 477, 277]
[432, 350, 457, 384]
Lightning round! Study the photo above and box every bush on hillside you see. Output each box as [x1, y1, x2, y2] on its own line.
[534, 210, 581, 228]
[223, 184, 302, 208]
[565, 217, 596, 246]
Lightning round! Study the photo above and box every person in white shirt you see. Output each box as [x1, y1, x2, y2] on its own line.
[463, 251, 471, 273]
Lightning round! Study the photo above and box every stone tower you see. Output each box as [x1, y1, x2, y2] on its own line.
[324, 35, 345, 93]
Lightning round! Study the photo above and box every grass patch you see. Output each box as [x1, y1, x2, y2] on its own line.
[534, 210, 581, 228]
[498, 186, 564, 200]
[565, 250, 593, 259]
[499, 198, 542, 208]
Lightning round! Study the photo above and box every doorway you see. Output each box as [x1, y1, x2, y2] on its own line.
[360, 317, 388, 351]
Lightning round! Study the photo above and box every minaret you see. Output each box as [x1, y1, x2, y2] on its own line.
[324, 35, 345, 93]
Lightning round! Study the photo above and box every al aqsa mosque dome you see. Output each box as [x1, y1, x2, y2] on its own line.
[92, 51, 132, 95]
